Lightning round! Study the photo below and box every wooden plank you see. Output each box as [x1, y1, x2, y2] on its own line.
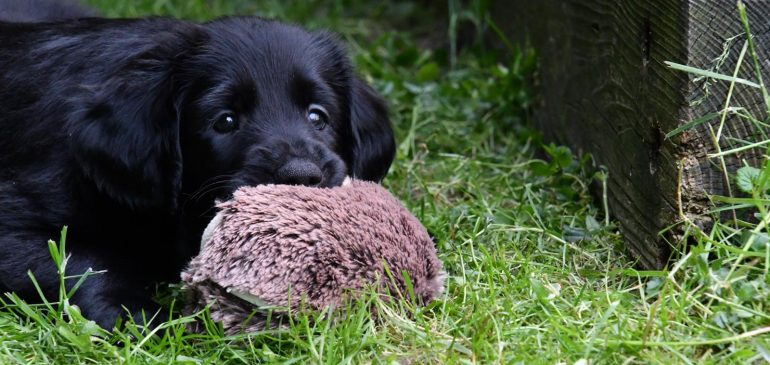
[495, 1, 770, 268]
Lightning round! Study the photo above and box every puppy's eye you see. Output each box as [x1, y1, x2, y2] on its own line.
[213, 113, 239, 133]
[307, 104, 328, 130]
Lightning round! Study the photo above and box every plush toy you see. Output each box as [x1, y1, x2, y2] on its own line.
[181, 179, 445, 334]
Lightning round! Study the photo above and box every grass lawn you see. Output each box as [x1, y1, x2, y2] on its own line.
[1, 1, 769, 364]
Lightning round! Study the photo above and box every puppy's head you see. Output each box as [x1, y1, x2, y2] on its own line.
[75, 17, 394, 213]
[175, 17, 395, 204]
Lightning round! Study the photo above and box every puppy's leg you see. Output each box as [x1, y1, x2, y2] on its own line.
[0, 229, 163, 330]
[68, 269, 165, 330]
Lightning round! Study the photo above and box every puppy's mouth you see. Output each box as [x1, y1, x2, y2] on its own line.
[232, 156, 347, 189]
[222, 165, 345, 195]
[185, 154, 347, 212]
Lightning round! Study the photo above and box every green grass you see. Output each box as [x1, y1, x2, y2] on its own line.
[2, 1, 770, 363]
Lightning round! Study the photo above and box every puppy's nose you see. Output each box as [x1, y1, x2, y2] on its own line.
[275, 159, 323, 186]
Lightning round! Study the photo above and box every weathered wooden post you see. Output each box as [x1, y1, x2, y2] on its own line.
[496, 1, 770, 268]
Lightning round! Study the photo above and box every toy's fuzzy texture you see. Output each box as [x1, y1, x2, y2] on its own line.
[181, 180, 445, 334]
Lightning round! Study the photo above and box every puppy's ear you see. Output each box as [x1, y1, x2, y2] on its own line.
[71, 24, 204, 212]
[349, 77, 395, 182]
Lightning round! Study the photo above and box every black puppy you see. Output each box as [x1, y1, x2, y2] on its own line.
[0, 1, 395, 329]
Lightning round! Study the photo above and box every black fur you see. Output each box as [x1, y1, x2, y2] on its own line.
[0, 1, 395, 329]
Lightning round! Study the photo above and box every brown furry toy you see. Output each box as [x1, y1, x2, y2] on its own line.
[180, 178, 445, 334]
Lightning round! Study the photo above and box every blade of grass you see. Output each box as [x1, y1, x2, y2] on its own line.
[665, 61, 760, 88]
